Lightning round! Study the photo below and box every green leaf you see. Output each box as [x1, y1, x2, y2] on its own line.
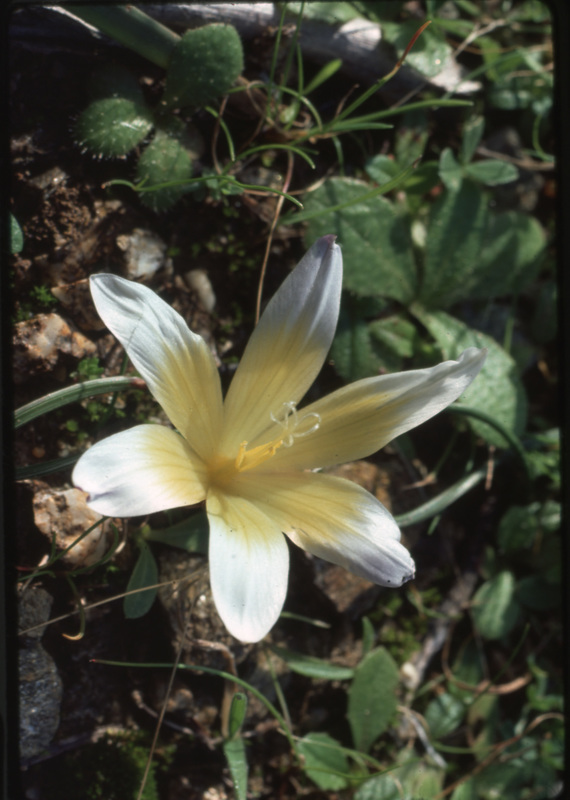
[354, 772, 401, 800]
[420, 181, 487, 307]
[368, 314, 418, 360]
[497, 504, 540, 552]
[15, 376, 142, 429]
[10, 213, 23, 253]
[330, 296, 388, 381]
[304, 178, 418, 303]
[365, 154, 401, 185]
[123, 541, 158, 619]
[381, 19, 454, 79]
[227, 692, 248, 739]
[269, 646, 354, 680]
[460, 116, 484, 164]
[450, 779, 478, 800]
[424, 692, 465, 739]
[464, 159, 519, 185]
[471, 571, 520, 640]
[420, 181, 545, 307]
[75, 96, 154, 158]
[347, 647, 399, 753]
[163, 24, 243, 108]
[223, 738, 248, 800]
[412, 309, 528, 447]
[516, 575, 561, 611]
[439, 148, 463, 190]
[530, 280, 557, 344]
[361, 616, 375, 658]
[400, 759, 444, 797]
[330, 296, 414, 381]
[449, 640, 484, 701]
[401, 161, 440, 200]
[136, 124, 195, 211]
[394, 112, 429, 165]
[303, 58, 342, 95]
[144, 512, 209, 554]
[297, 733, 349, 791]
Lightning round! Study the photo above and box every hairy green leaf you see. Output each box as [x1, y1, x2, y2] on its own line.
[348, 647, 399, 752]
[297, 733, 349, 791]
[413, 309, 528, 446]
[304, 178, 417, 303]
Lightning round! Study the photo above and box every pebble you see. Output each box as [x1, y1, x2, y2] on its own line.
[116, 227, 172, 280]
[32, 486, 111, 568]
[13, 312, 96, 384]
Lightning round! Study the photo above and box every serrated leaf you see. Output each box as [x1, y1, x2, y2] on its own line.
[163, 24, 243, 108]
[424, 692, 465, 739]
[297, 733, 349, 791]
[471, 571, 520, 640]
[136, 126, 195, 211]
[439, 148, 463, 190]
[223, 738, 248, 800]
[464, 159, 519, 185]
[304, 178, 418, 303]
[420, 181, 545, 307]
[269, 645, 354, 680]
[75, 96, 154, 157]
[347, 647, 399, 753]
[123, 540, 158, 619]
[412, 309, 527, 446]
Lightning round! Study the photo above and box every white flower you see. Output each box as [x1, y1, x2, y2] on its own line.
[73, 236, 486, 642]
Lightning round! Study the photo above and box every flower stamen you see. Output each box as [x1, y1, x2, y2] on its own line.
[270, 401, 321, 447]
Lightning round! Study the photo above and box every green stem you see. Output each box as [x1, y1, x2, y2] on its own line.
[14, 376, 143, 429]
[95, 659, 299, 756]
[66, 5, 180, 69]
[446, 403, 531, 481]
[16, 454, 80, 481]
[394, 467, 487, 528]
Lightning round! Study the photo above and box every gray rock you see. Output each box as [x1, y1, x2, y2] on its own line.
[18, 587, 63, 762]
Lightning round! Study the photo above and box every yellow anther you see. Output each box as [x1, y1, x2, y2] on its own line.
[235, 436, 284, 473]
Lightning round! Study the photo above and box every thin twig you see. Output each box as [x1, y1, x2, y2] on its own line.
[255, 150, 295, 324]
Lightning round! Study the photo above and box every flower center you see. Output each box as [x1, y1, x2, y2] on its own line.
[207, 402, 321, 485]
